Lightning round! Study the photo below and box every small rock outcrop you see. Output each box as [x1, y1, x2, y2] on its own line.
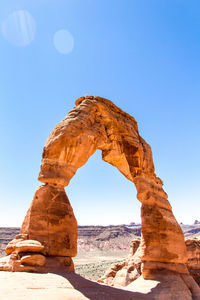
[0, 96, 199, 299]
[186, 239, 200, 286]
[99, 239, 200, 288]
[98, 240, 141, 287]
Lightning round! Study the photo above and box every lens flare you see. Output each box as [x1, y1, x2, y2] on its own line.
[1, 10, 36, 47]
[53, 29, 74, 54]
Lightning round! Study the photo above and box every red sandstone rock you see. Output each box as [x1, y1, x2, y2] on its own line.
[186, 239, 200, 285]
[12, 240, 45, 254]
[20, 184, 77, 257]
[38, 96, 188, 273]
[5, 238, 25, 255]
[98, 239, 142, 287]
[1, 184, 77, 272]
[99, 238, 200, 288]
[20, 254, 46, 267]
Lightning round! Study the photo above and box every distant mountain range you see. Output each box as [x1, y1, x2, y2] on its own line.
[0, 221, 200, 256]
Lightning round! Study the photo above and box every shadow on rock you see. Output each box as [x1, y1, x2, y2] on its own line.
[54, 271, 149, 300]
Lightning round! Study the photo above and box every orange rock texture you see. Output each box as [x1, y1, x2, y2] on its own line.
[186, 239, 200, 285]
[0, 95, 199, 299]
[38, 95, 187, 275]
[98, 239, 142, 287]
[0, 185, 77, 272]
[20, 185, 77, 257]
[99, 239, 200, 288]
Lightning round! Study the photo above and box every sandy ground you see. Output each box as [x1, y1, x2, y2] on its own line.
[74, 250, 128, 280]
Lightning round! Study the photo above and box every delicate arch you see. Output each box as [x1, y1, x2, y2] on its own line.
[38, 96, 187, 275]
[1, 96, 188, 278]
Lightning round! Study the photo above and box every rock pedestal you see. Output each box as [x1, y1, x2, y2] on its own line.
[0, 184, 77, 272]
[134, 176, 188, 277]
[21, 184, 77, 257]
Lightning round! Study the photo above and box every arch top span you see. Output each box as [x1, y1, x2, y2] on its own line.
[38, 95, 156, 188]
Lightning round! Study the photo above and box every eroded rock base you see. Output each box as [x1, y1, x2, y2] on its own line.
[0, 184, 77, 274]
[99, 239, 200, 288]
[125, 273, 200, 300]
[0, 251, 74, 273]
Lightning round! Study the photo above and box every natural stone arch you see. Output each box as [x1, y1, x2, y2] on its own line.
[38, 96, 187, 274]
[0, 96, 188, 276]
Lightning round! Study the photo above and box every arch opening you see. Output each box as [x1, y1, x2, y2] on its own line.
[67, 149, 140, 226]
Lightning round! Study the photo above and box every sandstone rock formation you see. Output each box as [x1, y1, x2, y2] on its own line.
[0, 185, 77, 272]
[98, 239, 141, 287]
[186, 239, 200, 286]
[0, 95, 199, 298]
[99, 239, 200, 288]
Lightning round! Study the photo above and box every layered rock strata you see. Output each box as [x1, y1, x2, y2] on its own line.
[0, 95, 199, 298]
[38, 95, 188, 276]
[186, 239, 200, 285]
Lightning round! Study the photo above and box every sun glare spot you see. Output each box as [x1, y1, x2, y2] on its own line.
[53, 29, 74, 54]
[1, 10, 36, 47]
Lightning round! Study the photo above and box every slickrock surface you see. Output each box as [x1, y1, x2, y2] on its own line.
[0, 271, 200, 300]
[125, 272, 200, 300]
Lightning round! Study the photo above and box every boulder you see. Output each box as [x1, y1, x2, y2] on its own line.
[20, 254, 46, 267]
[12, 240, 45, 254]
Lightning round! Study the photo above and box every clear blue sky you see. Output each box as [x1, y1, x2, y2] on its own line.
[0, 0, 199, 226]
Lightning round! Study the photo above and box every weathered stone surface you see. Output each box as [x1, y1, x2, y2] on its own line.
[186, 239, 200, 285]
[38, 96, 187, 272]
[125, 272, 200, 300]
[20, 254, 46, 267]
[12, 240, 45, 254]
[5, 238, 25, 255]
[0, 271, 199, 300]
[20, 184, 77, 257]
[99, 238, 200, 288]
[98, 239, 142, 287]
[1, 184, 77, 272]
[0, 253, 74, 273]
